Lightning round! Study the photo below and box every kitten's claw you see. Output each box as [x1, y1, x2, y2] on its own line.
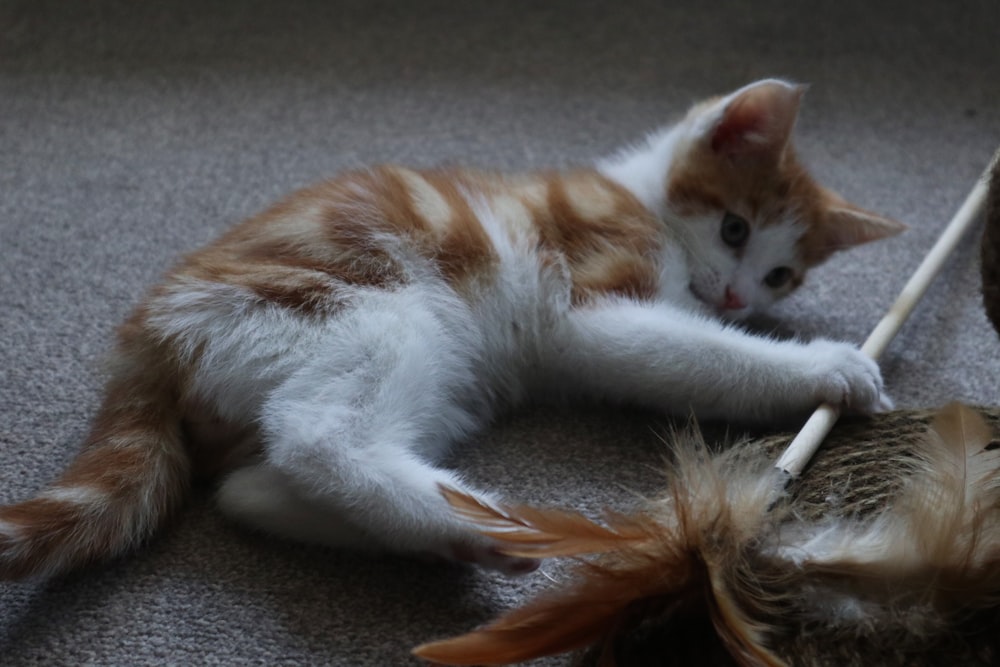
[806, 340, 887, 414]
[874, 393, 895, 413]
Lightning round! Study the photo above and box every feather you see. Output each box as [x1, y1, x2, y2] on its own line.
[418, 407, 1000, 665]
[440, 485, 651, 558]
[913, 403, 1000, 598]
[417, 427, 789, 666]
[413, 552, 703, 666]
[927, 401, 999, 506]
[778, 403, 1000, 634]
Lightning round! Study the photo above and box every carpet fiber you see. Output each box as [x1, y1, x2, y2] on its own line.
[1, 1, 998, 665]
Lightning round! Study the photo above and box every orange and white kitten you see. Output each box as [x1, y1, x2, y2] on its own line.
[0, 80, 903, 579]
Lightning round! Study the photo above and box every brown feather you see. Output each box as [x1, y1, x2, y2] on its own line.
[417, 428, 789, 666]
[704, 564, 786, 667]
[915, 403, 1000, 600]
[782, 403, 1000, 634]
[419, 409, 1000, 665]
[413, 552, 702, 665]
[440, 484, 652, 558]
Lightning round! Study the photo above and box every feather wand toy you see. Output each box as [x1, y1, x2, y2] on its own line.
[414, 149, 1000, 667]
[777, 149, 999, 477]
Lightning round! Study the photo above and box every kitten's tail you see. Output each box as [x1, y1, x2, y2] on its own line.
[0, 345, 190, 580]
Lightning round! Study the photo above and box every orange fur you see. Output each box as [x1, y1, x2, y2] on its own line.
[668, 82, 903, 267]
[0, 351, 189, 579]
[539, 171, 662, 304]
[0, 163, 664, 579]
[0, 82, 904, 581]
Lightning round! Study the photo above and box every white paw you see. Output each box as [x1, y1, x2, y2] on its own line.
[805, 340, 887, 413]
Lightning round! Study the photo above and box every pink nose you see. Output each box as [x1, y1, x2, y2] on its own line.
[722, 286, 746, 310]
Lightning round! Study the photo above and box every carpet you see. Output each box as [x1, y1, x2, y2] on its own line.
[1, 0, 998, 664]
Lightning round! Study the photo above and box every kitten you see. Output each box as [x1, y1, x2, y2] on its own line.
[0, 79, 903, 579]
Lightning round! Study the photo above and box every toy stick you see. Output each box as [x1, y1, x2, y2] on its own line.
[776, 149, 1000, 477]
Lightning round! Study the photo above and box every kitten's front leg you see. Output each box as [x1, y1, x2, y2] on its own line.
[547, 300, 888, 424]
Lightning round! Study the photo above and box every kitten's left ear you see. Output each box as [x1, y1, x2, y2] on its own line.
[822, 194, 907, 251]
[706, 79, 807, 159]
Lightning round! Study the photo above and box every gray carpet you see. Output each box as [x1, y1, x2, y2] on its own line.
[1, 0, 998, 665]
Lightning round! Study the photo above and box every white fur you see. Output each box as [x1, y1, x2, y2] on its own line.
[540, 300, 883, 421]
[598, 126, 680, 217]
[679, 212, 807, 318]
[149, 83, 887, 573]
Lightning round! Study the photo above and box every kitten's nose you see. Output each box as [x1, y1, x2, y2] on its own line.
[722, 286, 746, 310]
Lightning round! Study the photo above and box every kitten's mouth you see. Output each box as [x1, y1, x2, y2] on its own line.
[689, 283, 748, 319]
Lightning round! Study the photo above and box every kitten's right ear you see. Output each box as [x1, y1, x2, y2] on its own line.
[702, 79, 807, 161]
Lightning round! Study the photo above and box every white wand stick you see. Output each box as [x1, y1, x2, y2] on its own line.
[776, 150, 999, 477]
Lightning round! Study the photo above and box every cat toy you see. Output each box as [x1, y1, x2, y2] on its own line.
[412, 148, 1000, 667]
[776, 152, 995, 478]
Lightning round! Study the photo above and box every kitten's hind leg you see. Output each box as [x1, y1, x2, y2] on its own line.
[218, 453, 536, 575]
[217, 463, 381, 550]
[222, 288, 537, 575]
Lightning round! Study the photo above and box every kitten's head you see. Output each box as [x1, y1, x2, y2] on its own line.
[665, 79, 904, 319]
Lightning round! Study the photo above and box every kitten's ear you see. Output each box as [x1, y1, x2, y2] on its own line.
[822, 194, 907, 251]
[705, 79, 806, 159]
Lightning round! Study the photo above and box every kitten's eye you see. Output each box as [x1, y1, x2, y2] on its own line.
[720, 212, 750, 248]
[764, 266, 794, 289]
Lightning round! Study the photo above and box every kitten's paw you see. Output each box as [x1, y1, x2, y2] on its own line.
[806, 340, 886, 413]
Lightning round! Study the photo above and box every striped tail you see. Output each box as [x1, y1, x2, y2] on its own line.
[0, 366, 190, 580]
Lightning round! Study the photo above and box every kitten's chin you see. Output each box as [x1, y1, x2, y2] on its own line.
[721, 307, 753, 322]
